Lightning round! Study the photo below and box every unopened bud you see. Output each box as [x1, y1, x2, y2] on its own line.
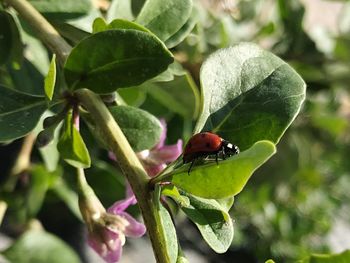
[36, 129, 54, 147]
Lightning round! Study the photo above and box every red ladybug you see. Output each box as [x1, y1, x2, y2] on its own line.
[183, 132, 239, 174]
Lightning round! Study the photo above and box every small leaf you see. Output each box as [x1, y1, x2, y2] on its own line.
[64, 30, 174, 93]
[165, 7, 198, 48]
[299, 250, 350, 263]
[57, 112, 91, 168]
[82, 105, 162, 152]
[162, 185, 190, 207]
[107, 19, 150, 32]
[92, 17, 108, 33]
[195, 43, 306, 151]
[171, 141, 276, 199]
[181, 192, 233, 253]
[158, 201, 178, 263]
[136, 0, 192, 41]
[28, 0, 91, 20]
[0, 10, 23, 67]
[3, 229, 80, 263]
[44, 54, 56, 100]
[0, 85, 46, 142]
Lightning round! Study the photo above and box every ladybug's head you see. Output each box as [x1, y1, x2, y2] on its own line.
[222, 140, 240, 156]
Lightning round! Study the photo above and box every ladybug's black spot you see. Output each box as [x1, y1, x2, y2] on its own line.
[188, 142, 192, 148]
[206, 142, 211, 148]
[201, 133, 206, 138]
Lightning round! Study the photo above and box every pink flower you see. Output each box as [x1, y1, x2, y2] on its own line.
[137, 119, 183, 177]
[80, 186, 146, 263]
[108, 119, 183, 177]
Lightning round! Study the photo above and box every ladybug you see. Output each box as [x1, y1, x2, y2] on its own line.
[183, 132, 240, 174]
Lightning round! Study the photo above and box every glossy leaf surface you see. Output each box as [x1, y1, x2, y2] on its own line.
[0, 85, 46, 142]
[171, 141, 276, 199]
[64, 30, 173, 93]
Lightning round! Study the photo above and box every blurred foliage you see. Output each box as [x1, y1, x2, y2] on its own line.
[1, 0, 350, 262]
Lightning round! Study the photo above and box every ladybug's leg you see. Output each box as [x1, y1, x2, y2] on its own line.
[222, 145, 226, 160]
[215, 153, 219, 165]
[188, 158, 196, 175]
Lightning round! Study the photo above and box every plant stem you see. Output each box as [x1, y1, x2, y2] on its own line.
[75, 89, 170, 263]
[4, 0, 71, 65]
[5, 0, 171, 261]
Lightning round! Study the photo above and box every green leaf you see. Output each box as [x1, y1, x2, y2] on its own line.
[265, 260, 276, 263]
[26, 165, 53, 218]
[92, 17, 107, 33]
[158, 201, 178, 263]
[44, 54, 56, 100]
[216, 197, 235, 212]
[195, 43, 306, 151]
[3, 229, 80, 263]
[93, 18, 151, 33]
[162, 185, 190, 207]
[107, 0, 133, 21]
[0, 85, 47, 142]
[145, 73, 200, 119]
[64, 30, 174, 93]
[299, 250, 350, 263]
[171, 141, 276, 199]
[165, 6, 199, 48]
[57, 112, 91, 168]
[0, 10, 23, 67]
[136, 0, 193, 42]
[82, 105, 162, 152]
[181, 192, 233, 253]
[28, 0, 91, 19]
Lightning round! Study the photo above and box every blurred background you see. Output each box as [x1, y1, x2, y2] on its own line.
[1, 0, 350, 262]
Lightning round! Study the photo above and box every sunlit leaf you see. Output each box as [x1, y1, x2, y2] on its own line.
[171, 141, 276, 199]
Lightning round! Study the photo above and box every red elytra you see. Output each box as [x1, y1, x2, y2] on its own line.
[183, 132, 239, 174]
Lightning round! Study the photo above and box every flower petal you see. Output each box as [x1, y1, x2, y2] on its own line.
[144, 163, 167, 177]
[108, 195, 137, 215]
[125, 182, 136, 201]
[150, 139, 183, 163]
[154, 119, 167, 150]
[88, 229, 122, 263]
[120, 212, 146, 237]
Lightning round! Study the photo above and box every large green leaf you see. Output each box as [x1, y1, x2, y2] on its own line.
[28, 0, 91, 19]
[181, 192, 233, 253]
[57, 112, 91, 168]
[0, 11, 23, 67]
[0, 85, 47, 142]
[195, 43, 306, 151]
[3, 229, 80, 263]
[64, 30, 173, 93]
[136, 0, 192, 41]
[171, 141, 276, 199]
[299, 250, 350, 263]
[82, 105, 162, 152]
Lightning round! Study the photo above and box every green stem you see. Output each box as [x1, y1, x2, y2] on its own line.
[75, 89, 171, 263]
[5, 0, 171, 261]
